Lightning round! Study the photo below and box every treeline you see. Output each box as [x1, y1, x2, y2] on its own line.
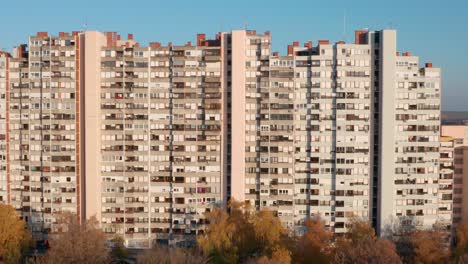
[197, 202, 464, 264]
[1, 202, 468, 264]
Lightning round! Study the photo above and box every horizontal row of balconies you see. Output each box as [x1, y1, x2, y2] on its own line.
[103, 124, 221, 132]
[101, 217, 208, 225]
[102, 205, 212, 215]
[101, 104, 221, 111]
[103, 228, 204, 236]
[100, 135, 218, 142]
[248, 189, 366, 197]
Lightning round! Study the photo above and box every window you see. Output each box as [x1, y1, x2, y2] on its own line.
[455, 148, 464, 155]
[134, 51, 144, 57]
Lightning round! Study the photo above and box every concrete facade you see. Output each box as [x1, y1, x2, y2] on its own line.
[8, 32, 81, 239]
[0, 52, 7, 204]
[442, 126, 468, 226]
[439, 136, 455, 228]
[1, 28, 445, 245]
[371, 30, 442, 234]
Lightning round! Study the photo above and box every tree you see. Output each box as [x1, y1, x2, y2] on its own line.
[294, 216, 333, 264]
[136, 245, 205, 264]
[247, 247, 291, 264]
[198, 200, 291, 263]
[111, 235, 129, 263]
[38, 214, 110, 264]
[198, 201, 254, 263]
[409, 229, 450, 264]
[381, 216, 428, 263]
[198, 205, 241, 263]
[333, 219, 401, 264]
[454, 221, 468, 263]
[0, 204, 31, 264]
[269, 247, 292, 264]
[250, 209, 290, 258]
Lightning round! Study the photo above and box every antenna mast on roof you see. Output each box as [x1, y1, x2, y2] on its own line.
[82, 18, 88, 32]
[343, 9, 347, 42]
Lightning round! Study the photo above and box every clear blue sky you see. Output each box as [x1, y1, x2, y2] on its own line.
[0, 0, 466, 110]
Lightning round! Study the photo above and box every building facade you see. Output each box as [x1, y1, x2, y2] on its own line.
[7, 33, 81, 239]
[93, 32, 225, 247]
[0, 51, 7, 204]
[229, 30, 372, 232]
[1, 29, 443, 246]
[442, 126, 468, 226]
[370, 30, 442, 234]
[439, 136, 455, 229]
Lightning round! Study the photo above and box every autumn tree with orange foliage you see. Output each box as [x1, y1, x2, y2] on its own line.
[198, 200, 291, 264]
[0, 204, 31, 264]
[198, 201, 252, 263]
[454, 221, 468, 263]
[294, 216, 333, 264]
[409, 229, 450, 264]
[333, 219, 401, 264]
[38, 214, 110, 264]
[250, 209, 292, 260]
[136, 245, 206, 264]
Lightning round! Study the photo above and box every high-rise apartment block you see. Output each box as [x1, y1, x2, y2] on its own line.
[7, 33, 81, 237]
[0, 51, 7, 204]
[229, 31, 373, 232]
[442, 126, 468, 226]
[439, 136, 455, 229]
[0, 29, 443, 247]
[373, 30, 442, 232]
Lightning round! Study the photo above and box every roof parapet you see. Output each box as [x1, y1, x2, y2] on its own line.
[354, 30, 368, 44]
[36, 32, 48, 37]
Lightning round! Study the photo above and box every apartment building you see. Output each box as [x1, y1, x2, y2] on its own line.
[1, 28, 442, 246]
[229, 30, 372, 232]
[5, 31, 225, 247]
[227, 29, 442, 235]
[365, 30, 442, 234]
[6, 33, 81, 239]
[439, 136, 454, 228]
[89, 32, 225, 247]
[442, 126, 468, 226]
[0, 51, 7, 204]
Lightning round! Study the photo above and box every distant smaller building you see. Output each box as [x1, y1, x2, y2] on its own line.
[441, 126, 468, 227]
[439, 136, 454, 229]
